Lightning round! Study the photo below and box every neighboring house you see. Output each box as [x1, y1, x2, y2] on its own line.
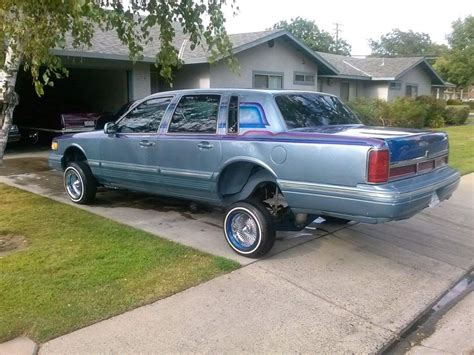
[315, 52, 446, 101]
[432, 82, 457, 100]
[13, 26, 448, 123]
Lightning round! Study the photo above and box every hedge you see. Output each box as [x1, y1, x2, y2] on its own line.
[348, 96, 470, 128]
[444, 105, 470, 125]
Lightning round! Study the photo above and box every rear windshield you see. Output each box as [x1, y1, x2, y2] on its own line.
[274, 93, 360, 129]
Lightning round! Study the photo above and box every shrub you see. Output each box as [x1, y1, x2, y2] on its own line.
[447, 98, 463, 105]
[347, 98, 389, 126]
[385, 97, 427, 128]
[444, 105, 470, 125]
[416, 96, 446, 128]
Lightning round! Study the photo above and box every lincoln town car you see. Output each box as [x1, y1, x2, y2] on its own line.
[49, 89, 460, 257]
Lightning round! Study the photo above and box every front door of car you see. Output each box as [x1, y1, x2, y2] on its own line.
[156, 94, 223, 202]
[99, 96, 172, 191]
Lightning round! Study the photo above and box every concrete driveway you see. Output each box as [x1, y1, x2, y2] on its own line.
[1, 152, 473, 353]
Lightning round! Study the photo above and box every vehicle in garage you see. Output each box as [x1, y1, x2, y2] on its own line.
[48, 89, 460, 258]
[7, 124, 21, 143]
[14, 102, 102, 145]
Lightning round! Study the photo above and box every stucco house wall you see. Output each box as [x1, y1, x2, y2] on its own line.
[361, 81, 389, 101]
[173, 63, 211, 90]
[319, 78, 340, 97]
[209, 38, 318, 90]
[131, 63, 151, 100]
[388, 65, 432, 100]
[319, 78, 359, 101]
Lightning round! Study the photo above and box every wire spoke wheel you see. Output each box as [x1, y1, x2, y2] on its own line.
[224, 201, 275, 258]
[65, 169, 83, 200]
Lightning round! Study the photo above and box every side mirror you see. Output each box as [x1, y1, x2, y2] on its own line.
[104, 122, 117, 135]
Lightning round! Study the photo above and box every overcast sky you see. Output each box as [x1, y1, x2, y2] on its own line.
[223, 0, 472, 55]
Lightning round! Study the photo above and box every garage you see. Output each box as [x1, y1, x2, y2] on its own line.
[12, 57, 150, 145]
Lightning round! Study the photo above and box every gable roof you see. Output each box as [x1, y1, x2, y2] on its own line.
[316, 52, 445, 85]
[52, 27, 338, 75]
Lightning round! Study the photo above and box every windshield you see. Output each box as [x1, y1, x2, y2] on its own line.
[274, 93, 360, 129]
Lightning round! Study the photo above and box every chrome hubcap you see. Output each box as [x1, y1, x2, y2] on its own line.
[65, 170, 82, 200]
[230, 212, 258, 248]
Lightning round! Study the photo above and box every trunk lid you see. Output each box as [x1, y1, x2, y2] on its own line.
[290, 125, 450, 181]
[293, 125, 448, 163]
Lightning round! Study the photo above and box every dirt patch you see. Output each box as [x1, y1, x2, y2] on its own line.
[0, 234, 28, 257]
[0, 157, 50, 176]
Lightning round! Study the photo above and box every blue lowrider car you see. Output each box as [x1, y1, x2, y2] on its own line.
[49, 89, 460, 257]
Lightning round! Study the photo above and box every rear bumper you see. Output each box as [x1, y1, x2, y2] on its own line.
[279, 166, 461, 223]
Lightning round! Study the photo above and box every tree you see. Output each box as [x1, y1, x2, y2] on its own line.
[0, 0, 236, 162]
[369, 29, 448, 57]
[434, 16, 474, 88]
[271, 17, 351, 55]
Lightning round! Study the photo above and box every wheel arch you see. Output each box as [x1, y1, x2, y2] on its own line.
[61, 144, 88, 170]
[217, 157, 280, 206]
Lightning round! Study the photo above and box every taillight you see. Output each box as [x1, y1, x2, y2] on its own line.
[367, 149, 389, 183]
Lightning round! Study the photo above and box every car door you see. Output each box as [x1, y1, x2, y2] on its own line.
[157, 94, 223, 202]
[99, 96, 172, 191]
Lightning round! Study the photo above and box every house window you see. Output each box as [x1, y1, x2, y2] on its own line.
[405, 84, 418, 98]
[294, 72, 315, 86]
[389, 81, 401, 90]
[253, 72, 283, 89]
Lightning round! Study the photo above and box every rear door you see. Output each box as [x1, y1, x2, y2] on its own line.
[157, 94, 223, 202]
[99, 96, 172, 190]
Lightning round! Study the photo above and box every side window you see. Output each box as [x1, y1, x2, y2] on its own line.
[117, 97, 171, 133]
[239, 102, 268, 129]
[169, 95, 220, 134]
[227, 96, 239, 134]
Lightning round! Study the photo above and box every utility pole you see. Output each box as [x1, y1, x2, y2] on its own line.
[333, 22, 342, 53]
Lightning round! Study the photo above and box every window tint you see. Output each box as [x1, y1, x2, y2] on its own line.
[117, 97, 171, 133]
[169, 95, 220, 133]
[228, 96, 239, 134]
[275, 93, 360, 129]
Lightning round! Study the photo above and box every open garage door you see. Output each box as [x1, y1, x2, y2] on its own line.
[13, 66, 129, 144]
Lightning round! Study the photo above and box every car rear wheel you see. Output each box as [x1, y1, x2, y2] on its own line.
[63, 161, 97, 204]
[223, 201, 275, 258]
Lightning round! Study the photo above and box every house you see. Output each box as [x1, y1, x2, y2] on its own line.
[13, 27, 447, 121]
[315, 52, 446, 101]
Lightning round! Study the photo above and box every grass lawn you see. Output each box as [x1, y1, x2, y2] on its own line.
[0, 184, 239, 343]
[438, 124, 474, 175]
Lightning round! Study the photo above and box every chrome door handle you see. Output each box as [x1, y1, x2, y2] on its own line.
[139, 140, 155, 147]
[197, 141, 213, 149]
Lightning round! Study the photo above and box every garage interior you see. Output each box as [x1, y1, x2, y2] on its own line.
[12, 57, 133, 143]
